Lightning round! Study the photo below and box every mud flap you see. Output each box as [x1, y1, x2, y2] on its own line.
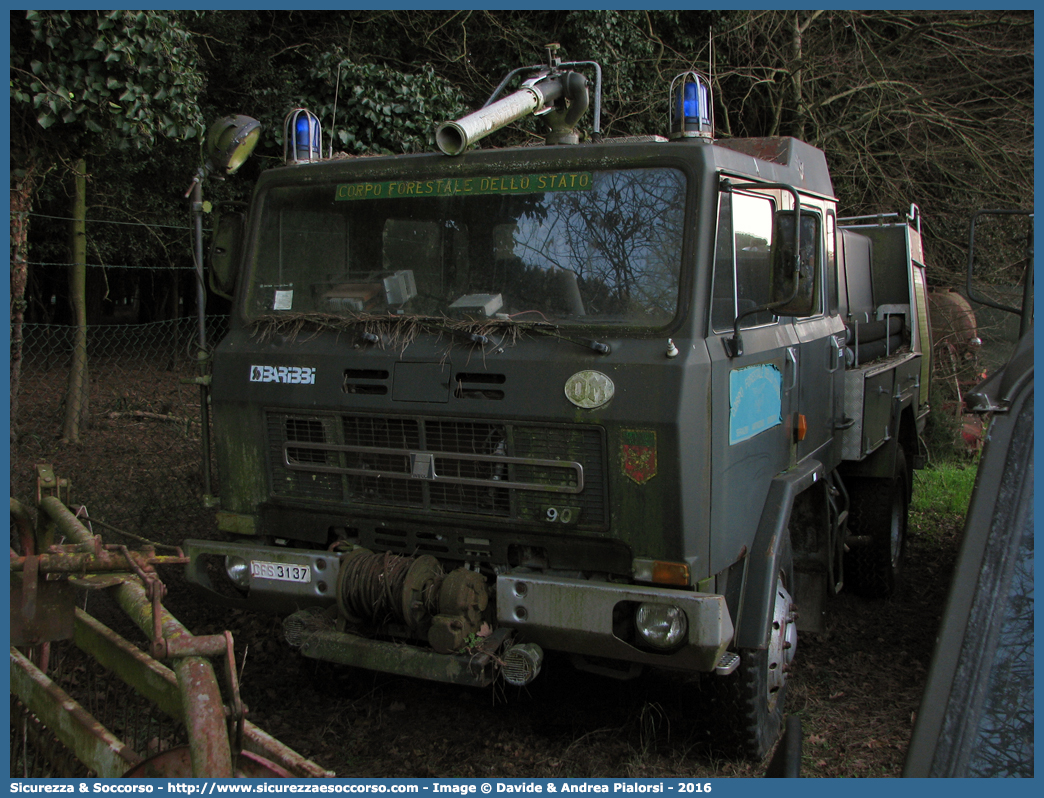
[765, 716, 803, 777]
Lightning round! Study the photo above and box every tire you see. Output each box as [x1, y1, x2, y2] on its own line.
[845, 447, 909, 598]
[711, 546, 798, 760]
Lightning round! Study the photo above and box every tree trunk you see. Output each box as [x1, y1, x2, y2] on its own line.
[10, 163, 36, 445]
[62, 158, 89, 444]
[791, 13, 805, 142]
[788, 10, 824, 142]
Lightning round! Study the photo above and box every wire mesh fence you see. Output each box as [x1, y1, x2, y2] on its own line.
[10, 316, 228, 543]
[11, 637, 190, 778]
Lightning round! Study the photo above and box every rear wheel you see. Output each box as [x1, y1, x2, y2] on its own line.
[712, 545, 797, 760]
[846, 447, 909, 598]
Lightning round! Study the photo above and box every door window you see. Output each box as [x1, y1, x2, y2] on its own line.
[711, 191, 777, 331]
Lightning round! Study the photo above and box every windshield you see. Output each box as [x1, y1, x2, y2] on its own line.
[246, 167, 686, 328]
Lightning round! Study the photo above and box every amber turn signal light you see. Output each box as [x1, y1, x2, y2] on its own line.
[652, 560, 690, 586]
[794, 413, 808, 442]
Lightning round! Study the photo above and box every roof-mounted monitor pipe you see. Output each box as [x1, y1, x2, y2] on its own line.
[436, 47, 598, 156]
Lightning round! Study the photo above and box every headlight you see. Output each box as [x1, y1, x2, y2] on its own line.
[225, 555, 250, 589]
[634, 603, 687, 650]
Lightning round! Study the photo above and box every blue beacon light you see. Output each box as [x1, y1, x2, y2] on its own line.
[669, 72, 713, 141]
[283, 109, 322, 164]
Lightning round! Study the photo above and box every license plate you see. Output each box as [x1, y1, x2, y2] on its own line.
[250, 560, 311, 583]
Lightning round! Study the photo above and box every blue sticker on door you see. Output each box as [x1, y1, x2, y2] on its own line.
[730, 363, 783, 445]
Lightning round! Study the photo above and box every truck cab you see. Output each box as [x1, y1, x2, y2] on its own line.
[185, 59, 930, 760]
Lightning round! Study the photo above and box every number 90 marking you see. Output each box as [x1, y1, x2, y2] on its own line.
[544, 505, 580, 524]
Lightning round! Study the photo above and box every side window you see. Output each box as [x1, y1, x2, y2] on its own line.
[772, 209, 822, 318]
[711, 191, 776, 331]
[826, 211, 838, 315]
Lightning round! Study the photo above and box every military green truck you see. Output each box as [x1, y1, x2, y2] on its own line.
[185, 53, 932, 759]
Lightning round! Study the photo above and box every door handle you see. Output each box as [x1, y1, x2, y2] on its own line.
[827, 335, 843, 373]
[784, 347, 798, 391]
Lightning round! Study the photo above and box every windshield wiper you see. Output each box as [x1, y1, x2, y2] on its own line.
[412, 317, 494, 346]
[522, 322, 612, 355]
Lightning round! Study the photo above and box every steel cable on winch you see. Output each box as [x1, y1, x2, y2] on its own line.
[339, 550, 440, 627]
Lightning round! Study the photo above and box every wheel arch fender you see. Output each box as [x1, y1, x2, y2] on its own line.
[733, 458, 825, 650]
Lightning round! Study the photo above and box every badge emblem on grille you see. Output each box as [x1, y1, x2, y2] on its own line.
[564, 370, 614, 409]
[621, 429, 657, 484]
[410, 452, 436, 480]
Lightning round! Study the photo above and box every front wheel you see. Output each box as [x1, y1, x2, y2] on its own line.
[712, 553, 798, 760]
[845, 447, 909, 598]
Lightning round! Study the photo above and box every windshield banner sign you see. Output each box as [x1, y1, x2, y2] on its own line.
[336, 172, 593, 201]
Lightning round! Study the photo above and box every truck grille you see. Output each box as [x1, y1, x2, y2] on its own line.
[266, 411, 608, 528]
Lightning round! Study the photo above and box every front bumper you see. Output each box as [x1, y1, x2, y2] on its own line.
[184, 539, 338, 613]
[184, 539, 734, 679]
[496, 573, 733, 673]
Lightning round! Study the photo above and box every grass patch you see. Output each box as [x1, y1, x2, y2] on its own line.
[911, 460, 979, 516]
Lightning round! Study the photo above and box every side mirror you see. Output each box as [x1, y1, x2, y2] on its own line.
[209, 211, 245, 300]
[771, 211, 819, 317]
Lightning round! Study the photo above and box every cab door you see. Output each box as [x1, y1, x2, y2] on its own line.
[707, 189, 799, 575]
